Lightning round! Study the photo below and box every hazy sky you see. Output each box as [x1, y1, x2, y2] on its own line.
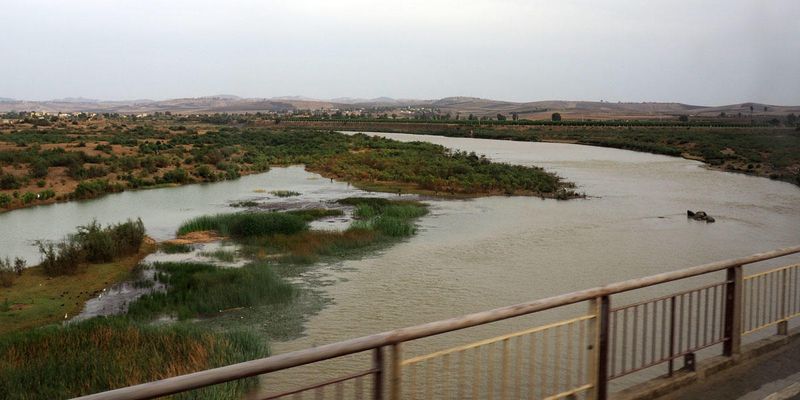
[2, 0, 798, 105]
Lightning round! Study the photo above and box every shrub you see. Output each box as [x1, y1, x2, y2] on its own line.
[38, 190, 55, 200]
[37, 239, 83, 276]
[36, 219, 145, 276]
[72, 180, 123, 200]
[21, 192, 36, 204]
[76, 221, 116, 263]
[0, 173, 20, 190]
[29, 160, 49, 178]
[160, 168, 192, 184]
[0, 194, 11, 208]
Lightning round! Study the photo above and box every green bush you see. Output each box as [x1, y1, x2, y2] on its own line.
[37, 219, 145, 276]
[0, 173, 20, 190]
[21, 192, 36, 204]
[0, 194, 10, 208]
[72, 179, 123, 200]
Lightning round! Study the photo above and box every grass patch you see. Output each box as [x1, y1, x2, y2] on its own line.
[0, 240, 156, 335]
[0, 317, 267, 400]
[342, 197, 428, 237]
[270, 190, 301, 197]
[126, 262, 295, 320]
[176, 212, 308, 238]
[160, 242, 192, 254]
[200, 249, 237, 263]
[239, 198, 428, 263]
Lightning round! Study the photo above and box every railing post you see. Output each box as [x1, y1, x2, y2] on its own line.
[778, 268, 788, 336]
[389, 343, 402, 400]
[723, 265, 743, 356]
[668, 296, 676, 376]
[373, 347, 384, 400]
[590, 295, 610, 400]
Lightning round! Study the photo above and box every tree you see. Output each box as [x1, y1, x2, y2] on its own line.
[496, 113, 507, 121]
[787, 113, 797, 126]
[551, 113, 562, 122]
[678, 115, 689, 123]
[511, 112, 519, 121]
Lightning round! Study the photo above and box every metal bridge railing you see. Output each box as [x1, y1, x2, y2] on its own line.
[74, 245, 800, 400]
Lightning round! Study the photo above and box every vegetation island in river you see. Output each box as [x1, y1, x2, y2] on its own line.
[0, 116, 579, 211]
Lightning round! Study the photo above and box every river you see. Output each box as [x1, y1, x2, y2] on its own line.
[263, 132, 800, 394]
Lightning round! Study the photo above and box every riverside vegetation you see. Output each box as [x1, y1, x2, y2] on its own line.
[0, 122, 577, 211]
[282, 120, 800, 186]
[0, 198, 428, 398]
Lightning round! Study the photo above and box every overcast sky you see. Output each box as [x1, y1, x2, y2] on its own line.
[1, 0, 798, 105]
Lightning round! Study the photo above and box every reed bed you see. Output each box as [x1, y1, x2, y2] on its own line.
[0, 317, 267, 400]
[126, 262, 294, 320]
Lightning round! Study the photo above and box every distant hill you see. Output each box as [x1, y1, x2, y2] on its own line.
[0, 95, 797, 118]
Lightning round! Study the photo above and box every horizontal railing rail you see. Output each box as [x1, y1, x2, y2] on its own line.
[73, 244, 800, 400]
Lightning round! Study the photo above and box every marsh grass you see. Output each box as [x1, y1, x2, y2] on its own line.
[126, 262, 294, 320]
[238, 198, 428, 263]
[160, 242, 192, 254]
[177, 212, 307, 238]
[200, 249, 237, 263]
[270, 190, 300, 197]
[0, 317, 267, 400]
[345, 198, 428, 237]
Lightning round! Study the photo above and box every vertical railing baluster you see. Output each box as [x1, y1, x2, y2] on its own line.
[661, 299, 667, 361]
[515, 336, 522, 400]
[591, 295, 610, 400]
[373, 347, 384, 400]
[703, 288, 710, 346]
[578, 318, 586, 388]
[778, 268, 788, 335]
[528, 332, 536, 400]
[651, 301, 657, 366]
[668, 296, 676, 376]
[724, 265, 743, 356]
[678, 294, 685, 354]
[487, 343, 495, 400]
[355, 376, 364, 400]
[457, 351, 465, 400]
[473, 347, 480, 400]
[501, 339, 509, 400]
[442, 353, 450, 400]
[540, 330, 548, 399]
[632, 306, 639, 370]
[621, 308, 628, 373]
[389, 344, 401, 400]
